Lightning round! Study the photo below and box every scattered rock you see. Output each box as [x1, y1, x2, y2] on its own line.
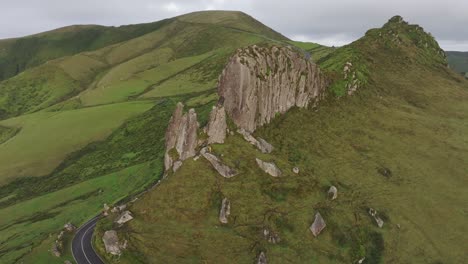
[219, 198, 231, 224]
[292, 167, 300, 174]
[377, 167, 392, 178]
[193, 155, 200, 161]
[51, 243, 61, 257]
[102, 230, 122, 255]
[218, 45, 328, 132]
[201, 148, 238, 178]
[328, 186, 338, 200]
[255, 158, 282, 177]
[172, 160, 183, 172]
[263, 228, 281, 244]
[368, 208, 384, 228]
[164, 103, 199, 172]
[64, 261, 72, 264]
[206, 105, 227, 144]
[57, 231, 64, 240]
[256, 138, 274, 154]
[357, 257, 366, 264]
[310, 212, 326, 237]
[257, 251, 267, 264]
[64, 222, 76, 232]
[115, 210, 134, 225]
[103, 203, 110, 216]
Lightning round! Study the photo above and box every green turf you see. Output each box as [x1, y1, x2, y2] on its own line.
[0, 101, 153, 184]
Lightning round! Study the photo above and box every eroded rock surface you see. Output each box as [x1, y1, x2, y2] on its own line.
[115, 210, 134, 225]
[164, 103, 199, 172]
[102, 230, 122, 255]
[218, 45, 328, 132]
[201, 148, 238, 178]
[206, 105, 227, 144]
[256, 158, 282, 177]
[310, 212, 326, 237]
[219, 198, 231, 224]
[237, 129, 273, 153]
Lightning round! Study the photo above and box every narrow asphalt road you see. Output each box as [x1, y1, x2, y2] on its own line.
[72, 216, 105, 264]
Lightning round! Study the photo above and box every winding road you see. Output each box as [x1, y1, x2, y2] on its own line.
[71, 216, 105, 264]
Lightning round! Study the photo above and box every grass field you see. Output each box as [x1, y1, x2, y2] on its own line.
[0, 161, 158, 264]
[0, 101, 153, 184]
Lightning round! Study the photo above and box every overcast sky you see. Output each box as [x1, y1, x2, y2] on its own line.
[1, 0, 467, 51]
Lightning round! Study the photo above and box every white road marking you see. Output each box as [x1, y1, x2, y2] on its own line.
[81, 222, 96, 264]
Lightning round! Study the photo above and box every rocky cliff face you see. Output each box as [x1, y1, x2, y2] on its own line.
[218, 45, 328, 132]
[164, 102, 199, 172]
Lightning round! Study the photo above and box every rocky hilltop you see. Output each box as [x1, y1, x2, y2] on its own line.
[218, 45, 328, 132]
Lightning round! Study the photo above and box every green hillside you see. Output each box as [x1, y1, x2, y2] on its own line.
[94, 16, 468, 264]
[0, 11, 293, 264]
[446, 51, 468, 75]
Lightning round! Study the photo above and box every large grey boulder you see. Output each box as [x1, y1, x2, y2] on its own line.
[237, 129, 274, 154]
[218, 45, 328, 132]
[206, 105, 227, 144]
[115, 211, 134, 225]
[102, 230, 122, 255]
[310, 212, 326, 237]
[256, 158, 282, 177]
[164, 103, 199, 172]
[257, 251, 267, 264]
[201, 148, 238, 178]
[328, 186, 338, 200]
[219, 198, 231, 224]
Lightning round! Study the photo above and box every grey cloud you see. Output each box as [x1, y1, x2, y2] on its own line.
[1, 0, 467, 51]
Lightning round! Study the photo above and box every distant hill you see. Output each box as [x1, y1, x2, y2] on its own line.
[446, 51, 468, 76]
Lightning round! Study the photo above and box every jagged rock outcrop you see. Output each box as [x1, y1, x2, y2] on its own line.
[164, 103, 199, 172]
[368, 208, 384, 228]
[219, 198, 231, 224]
[310, 212, 326, 237]
[256, 158, 282, 177]
[218, 45, 328, 132]
[237, 129, 273, 153]
[115, 210, 134, 225]
[102, 230, 122, 255]
[257, 251, 268, 264]
[328, 186, 338, 200]
[201, 147, 238, 178]
[206, 105, 227, 144]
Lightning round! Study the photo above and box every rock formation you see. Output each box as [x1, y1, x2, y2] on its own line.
[328, 186, 338, 200]
[257, 251, 268, 264]
[263, 228, 281, 244]
[256, 158, 282, 177]
[310, 212, 326, 237]
[237, 129, 274, 153]
[201, 147, 238, 178]
[219, 198, 231, 224]
[64, 222, 76, 232]
[164, 103, 199, 172]
[368, 208, 384, 228]
[218, 45, 328, 132]
[206, 104, 227, 144]
[115, 210, 134, 225]
[102, 230, 122, 255]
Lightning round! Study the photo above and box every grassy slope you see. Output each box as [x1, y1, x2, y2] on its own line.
[0, 11, 286, 119]
[0, 101, 153, 184]
[446, 51, 468, 74]
[0, 19, 174, 81]
[101, 17, 468, 264]
[0, 11, 289, 263]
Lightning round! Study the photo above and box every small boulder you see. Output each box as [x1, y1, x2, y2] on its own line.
[292, 167, 299, 174]
[64, 261, 73, 264]
[115, 211, 134, 225]
[256, 138, 274, 154]
[328, 186, 338, 200]
[201, 148, 238, 178]
[219, 198, 231, 224]
[257, 251, 267, 264]
[256, 158, 282, 177]
[102, 230, 121, 255]
[64, 222, 76, 232]
[263, 228, 281, 244]
[172, 160, 183, 172]
[310, 212, 326, 237]
[368, 208, 384, 228]
[51, 243, 61, 257]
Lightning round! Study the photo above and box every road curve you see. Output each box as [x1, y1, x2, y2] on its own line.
[72, 216, 105, 264]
